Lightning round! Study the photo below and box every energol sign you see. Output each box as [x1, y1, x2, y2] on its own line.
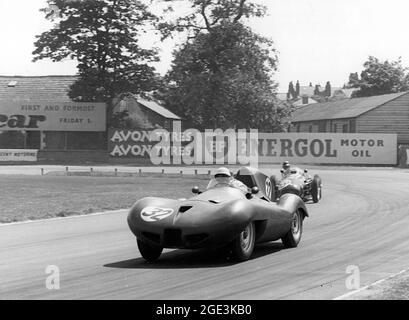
[0, 101, 106, 131]
[256, 133, 397, 165]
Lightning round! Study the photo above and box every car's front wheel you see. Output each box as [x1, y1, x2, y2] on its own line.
[281, 209, 303, 248]
[232, 222, 256, 261]
[137, 239, 163, 262]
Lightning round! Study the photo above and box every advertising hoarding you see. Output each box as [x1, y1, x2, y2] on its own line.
[0, 101, 106, 131]
[256, 133, 397, 165]
[108, 129, 398, 165]
[0, 149, 38, 162]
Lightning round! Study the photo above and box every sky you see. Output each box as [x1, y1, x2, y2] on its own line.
[1, 0, 409, 92]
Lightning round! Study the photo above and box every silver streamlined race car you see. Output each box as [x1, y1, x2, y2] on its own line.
[127, 166, 309, 262]
[271, 167, 322, 203]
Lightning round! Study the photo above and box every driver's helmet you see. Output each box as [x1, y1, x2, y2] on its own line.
[208, 167, 232, 188]
[214, 167, 231, 179]
[282, 161, 290, 170]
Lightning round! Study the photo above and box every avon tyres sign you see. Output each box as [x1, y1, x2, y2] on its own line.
[109, 129, 154, 158]
[0, 101, 106, 131]
[0, 149, 38, 162]
[108, 129, 192, 158]
[256, 133, 397, 165]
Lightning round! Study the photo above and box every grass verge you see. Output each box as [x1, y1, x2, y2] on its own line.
[0, 174, 208, 223]
[347, 270, 409, 300]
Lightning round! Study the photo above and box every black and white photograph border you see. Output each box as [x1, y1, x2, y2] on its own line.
[1, 0, 409, 305]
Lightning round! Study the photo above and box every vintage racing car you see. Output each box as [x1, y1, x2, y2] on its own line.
[127, 167, 308, 262]
[271, 167, 322, 203]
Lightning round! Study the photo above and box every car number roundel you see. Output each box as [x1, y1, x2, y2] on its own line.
[141, 206, 174, 222]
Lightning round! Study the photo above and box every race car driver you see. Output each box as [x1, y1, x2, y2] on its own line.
[207, 167, 249, 193]
[281, 161, 292, 177]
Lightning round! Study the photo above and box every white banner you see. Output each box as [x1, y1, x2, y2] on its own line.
[256, 133, 397, 165]
[0, 149, 38, 162]
[0, 101, 106, 131]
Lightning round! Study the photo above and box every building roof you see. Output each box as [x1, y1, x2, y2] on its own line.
[137, 97, 181, 120]
[291, 92, 408, 122]
[332, 88, 358, 98]
[0, 75, 181, 120]
[0, 75, 77, 101]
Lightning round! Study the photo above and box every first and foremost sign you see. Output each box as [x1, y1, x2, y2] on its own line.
[0, 101, 106, 131]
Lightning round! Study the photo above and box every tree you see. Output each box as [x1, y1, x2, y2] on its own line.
[347, 72, 360, 88]
[159, 0, 286, 131]
[347, 56, 409, 97]
[159, 0, 267, 38]
[33, 0, 162, 126]
[162, 21, 282, 131]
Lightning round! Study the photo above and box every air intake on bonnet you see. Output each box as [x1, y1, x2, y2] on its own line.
[179, 206, 193, 213]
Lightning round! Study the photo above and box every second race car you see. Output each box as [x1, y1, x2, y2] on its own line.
[270, 162, 323, 203]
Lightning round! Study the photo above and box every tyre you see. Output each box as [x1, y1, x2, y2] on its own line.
[311, 175, 322, 203]
[137, 239, 163, 262]
[232, 222, 256, 261]
[281, 209, 303, 248]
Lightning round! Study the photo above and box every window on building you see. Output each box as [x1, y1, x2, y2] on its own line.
[26, 131, 41, 149]
[43, 132, 107, 150]
[66, 132, 106, 150]
[44, 132, 66, 150]
[7, 81, 18, 87]
[342, 124, 348, 133]
[0, 131, 25, 148]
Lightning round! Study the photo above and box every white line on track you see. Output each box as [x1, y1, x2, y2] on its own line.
[0, 208, 129, 227]
[333, 269, 408, 300]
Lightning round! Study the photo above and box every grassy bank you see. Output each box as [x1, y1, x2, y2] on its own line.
[0, 175, 208, 223]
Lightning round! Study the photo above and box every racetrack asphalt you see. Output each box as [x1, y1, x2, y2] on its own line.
[1, 168, 409, 299]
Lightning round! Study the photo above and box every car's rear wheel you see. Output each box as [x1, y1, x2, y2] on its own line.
[137, 239, 163, 262]
[311, 175, 322, 203]
[282, 209, 303, 248]
[232, 222, 256, 261]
